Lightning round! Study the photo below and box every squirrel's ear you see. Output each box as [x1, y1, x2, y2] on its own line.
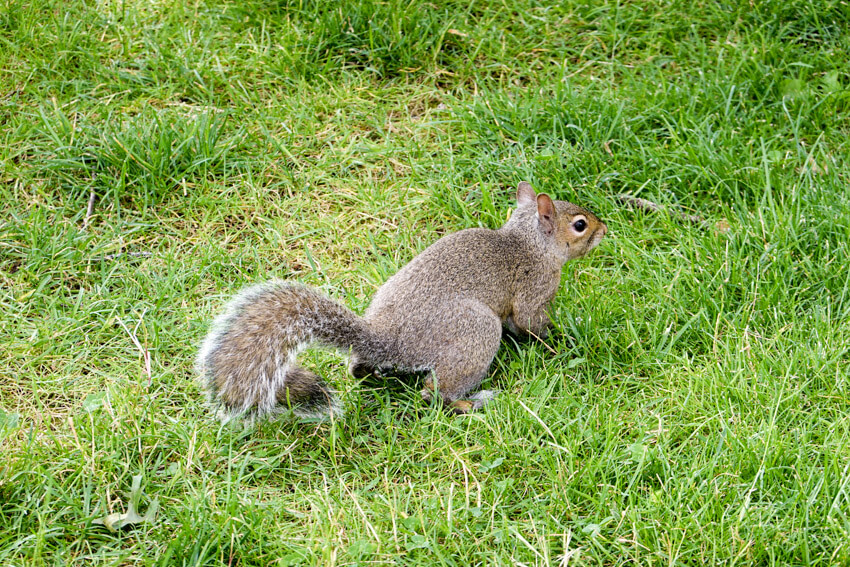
[536, 194, 556, 236]
[517, 181, 536, 207]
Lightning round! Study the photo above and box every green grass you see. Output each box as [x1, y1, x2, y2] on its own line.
[2, 0, 850, 564]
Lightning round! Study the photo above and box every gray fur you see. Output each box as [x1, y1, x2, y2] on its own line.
[196, 183, 607, 421]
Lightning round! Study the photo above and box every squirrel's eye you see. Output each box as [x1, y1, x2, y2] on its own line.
[573, 219, 587, 232]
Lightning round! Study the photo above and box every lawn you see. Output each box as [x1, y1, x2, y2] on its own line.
[2, 0, 850, 564]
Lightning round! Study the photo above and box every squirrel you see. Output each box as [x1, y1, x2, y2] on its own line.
[196, 182, 607, 421]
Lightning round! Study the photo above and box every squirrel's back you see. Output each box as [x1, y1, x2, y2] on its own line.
[367, 228, 525, 324]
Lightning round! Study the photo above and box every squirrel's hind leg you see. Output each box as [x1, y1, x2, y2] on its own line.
[419, 302, 502, 413]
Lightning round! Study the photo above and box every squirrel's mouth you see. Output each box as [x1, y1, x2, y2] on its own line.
[586, 224, 608, 255]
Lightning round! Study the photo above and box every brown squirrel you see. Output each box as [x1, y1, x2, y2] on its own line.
[196, 182, 607, 421]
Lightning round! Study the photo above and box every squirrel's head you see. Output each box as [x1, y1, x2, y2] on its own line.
[515, 181, 608, 262]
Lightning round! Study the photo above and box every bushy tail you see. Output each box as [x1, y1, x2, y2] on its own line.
[196, 281, 388, 421]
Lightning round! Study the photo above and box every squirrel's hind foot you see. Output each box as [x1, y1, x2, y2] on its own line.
[449, 389, 500, 414]
[422, 387, 500, 414]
